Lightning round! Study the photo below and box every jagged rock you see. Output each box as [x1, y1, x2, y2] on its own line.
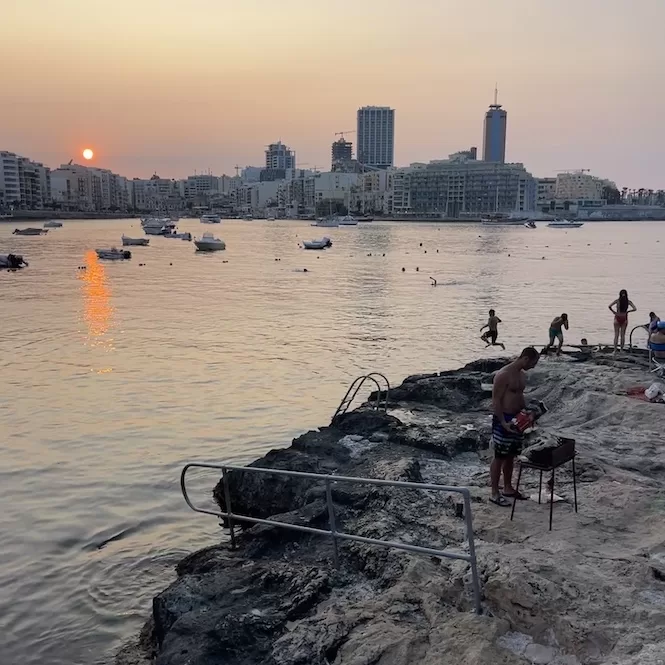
[330, 408, 402, 435]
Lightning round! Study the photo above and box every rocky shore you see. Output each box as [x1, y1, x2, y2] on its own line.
[117, 352, 665, 665]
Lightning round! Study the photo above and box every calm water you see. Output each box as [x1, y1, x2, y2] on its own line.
[1, 219, 663, 664]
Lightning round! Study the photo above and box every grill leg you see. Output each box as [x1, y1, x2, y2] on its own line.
[510, 462, 523, 521]
[572, 456, 578, 513]
[549, 469, 555, 531]
[538, 471, 542, 504]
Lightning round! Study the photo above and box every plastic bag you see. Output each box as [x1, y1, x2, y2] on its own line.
[645, 383, 665, 401]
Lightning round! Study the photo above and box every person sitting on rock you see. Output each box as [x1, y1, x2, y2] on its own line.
[490, 346, 540, 506]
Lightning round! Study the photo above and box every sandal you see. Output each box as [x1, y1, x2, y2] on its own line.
[489, 495, 511, 507]
[503, 490, 529, 500]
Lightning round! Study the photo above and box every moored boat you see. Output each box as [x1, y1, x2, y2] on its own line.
[547, 219, 584, 228]
[302, 237, 332, 250]
[163, 232, 192, 241]
[194, 232, 226, 251]
[200, 214, 221, 224]
[43, 220, 63, 228]
[0, 253, 29, 269]
[13, 227, 47, 235]
[96, 248, 132, 260]
[312, 217, 339, 228]
[337, 214, 358, 226]
[122, 235, 150, 246]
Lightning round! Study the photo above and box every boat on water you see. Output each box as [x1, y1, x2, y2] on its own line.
[481, 215, 528, 226]
[337, 214, 358, 226]
[302, 237, 332, 250]
[163, 231, 192, 241]
[242, 213, 253, 221]
[96, 248, 132, 260]
[266, 213, 276, 221]
[194, 232, 226, 251]
[13, 227, 47, 235]
[142, 218, 176, 235]
[547, 219, 584, 228]
[0, 253, 29, 269]
[200, 214, 221, 224]
[312, 217, 339, 228]
[43, 220, 63, 228]
[359, 215, 374, 223]
[524, 221, 537, 229]
[122, 235, 150, 246]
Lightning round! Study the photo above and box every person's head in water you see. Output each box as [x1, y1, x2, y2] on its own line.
[581, 338, 588, 346]
[489, 309, 495, 317]
[619, 289, 629, 312]
[518, 346, 540, 370]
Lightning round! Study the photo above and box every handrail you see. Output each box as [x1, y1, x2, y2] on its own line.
[181, 462, 482, 614]
[629, 324, 649, 352]
[331, 372, 391, 423]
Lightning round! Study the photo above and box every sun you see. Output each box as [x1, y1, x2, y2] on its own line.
[83, 148, 94, 160]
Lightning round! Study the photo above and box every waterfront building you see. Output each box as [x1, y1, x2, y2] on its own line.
[482, 90, 507, 163]
[357, 106, 395, 169]
[331, 138, 353, 172]
[241, 166, 262, 183]
[265, 142, 296, 170]
[131, 174, 180, 212]
[182, 174, 221, 199]
[0, 151, 51, 209]
[389, 158, 535, 217]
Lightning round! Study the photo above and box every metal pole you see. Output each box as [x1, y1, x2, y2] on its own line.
[325, 479, 339, 568]
[463, 491, 482, 614]
[222, 467, 236, 550]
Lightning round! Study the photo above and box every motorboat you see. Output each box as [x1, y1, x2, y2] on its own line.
[163, 231, 192, 241]
[96, 248, 132, 260]
[312, 217, 339, 228]
[122, 235, 150, 246]
[200, 214, 221, 224]
[0, 253, 29, 269]
[43, 220, 63, 228]
[547, 219, 584, 228]
[242, 213, 253, 220]
[142, 218, 176, 235]
[337, 214, 358, 226]
[481, 215, 528, 226]
[194, 232, 226, 251]
[13, 227, 47, 235]
[524, 221, 537, 229]
[266, 213, 276, 221]
[302, 237, 332, 250]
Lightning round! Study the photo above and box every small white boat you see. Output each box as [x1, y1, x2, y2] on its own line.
[43, 220, 63, 228]
[13, 227, 47, 235]
[547, 219, 584, 228]
[242, 213, 253, 221]
[524, 221, 537, 229]
[337, 215, 358, 226]
[122, 235, 150, 246]
[266, 213, 276, 221]
[312, 217, 339, 228]
[163, 232, 192, 241]
[200, 214, 221, 224]
[302, 237, 332, 250]
[96, 248, 132, 260]
[0, 253, 29, 269]
[142, 218, 176, 235]
[194, 232, 226, 251]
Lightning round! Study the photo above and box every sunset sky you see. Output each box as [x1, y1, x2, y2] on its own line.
[3, 0, 664, 187]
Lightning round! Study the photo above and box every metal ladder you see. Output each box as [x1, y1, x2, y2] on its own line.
[331, 372, 390, 424]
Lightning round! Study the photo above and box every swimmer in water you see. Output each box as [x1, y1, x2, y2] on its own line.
[480, 309, 505, 350]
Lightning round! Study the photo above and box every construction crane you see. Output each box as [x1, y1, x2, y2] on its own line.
[334, 131, 356, 141]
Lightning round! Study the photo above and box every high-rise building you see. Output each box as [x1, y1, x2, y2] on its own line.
[0, 151, 51, 209]
[357, 106, 395, 169]
[331, 138, 352, 167]
[265, 142, 296, 170]
[482, 89, 507, 163]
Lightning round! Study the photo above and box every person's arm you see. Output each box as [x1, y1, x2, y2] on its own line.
[628, 300, 637, 313]
[492, 373, 516, 432]
[609, 299, 618, 313]
[480, 323, 488, 332]
[497, 318, 502, 324]
[564, 319, 569, 330]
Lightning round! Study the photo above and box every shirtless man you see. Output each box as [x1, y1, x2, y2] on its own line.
[545, 313, 569, 356]
[480, 309, 506, 350]
[489, 347, 540, 506]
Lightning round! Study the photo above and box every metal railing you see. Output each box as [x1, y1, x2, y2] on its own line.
[629, 324, 649, 352]
[331, 372, 390, 423]
[181, 462, 481, 614]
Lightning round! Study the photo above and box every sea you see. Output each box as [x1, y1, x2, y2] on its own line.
[1, 218, 663, 665]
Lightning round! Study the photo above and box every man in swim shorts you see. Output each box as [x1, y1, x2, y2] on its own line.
[480, 309, 506, 350]
[545, 313, 569, 356]
[490, 347, 540, 506]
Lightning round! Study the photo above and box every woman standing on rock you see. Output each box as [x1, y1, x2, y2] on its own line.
[609, 289, 637, 354]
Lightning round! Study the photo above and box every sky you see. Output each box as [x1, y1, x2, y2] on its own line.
[2, 0, 665, 187]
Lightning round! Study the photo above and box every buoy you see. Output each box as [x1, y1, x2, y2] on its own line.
[169, 262, 172, 266]
[542, 256, 545, 260]
[424, 250, 427, 253]
[303, 268, 308, 272]
[436, 249, 439, 253]
[416, 267, 420, 271]
[419, 242, 423, 247]
[382, 253, 385, 257]
[401, 267, 405, 272]
[508, 254, 511, 257]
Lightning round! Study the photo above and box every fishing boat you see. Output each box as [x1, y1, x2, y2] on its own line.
[312, 217, 339, 228]
[302, 237, 332, 250]
[194, 232, 226, 251]
[163, 232, 192, 241]
[200, 214, 221, 224]
[13, 228, 47, 235]
[0, 253, 29, 269]
[122, 235, 150, 246]
[547, 219, 584, 228]
[43, 220, 63, 228]
[96, 248, 132, 260]
[337, 214, 358, 226]
[142, 218, 176, 235]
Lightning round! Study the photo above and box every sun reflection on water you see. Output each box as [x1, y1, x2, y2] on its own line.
[78, 250, 115, 363]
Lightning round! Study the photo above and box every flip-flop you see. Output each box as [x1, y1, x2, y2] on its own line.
[503, 490, 529, 500]
[489, 495, 511, 507]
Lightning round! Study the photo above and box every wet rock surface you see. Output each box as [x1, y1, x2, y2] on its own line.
[118, 353, 665, 665]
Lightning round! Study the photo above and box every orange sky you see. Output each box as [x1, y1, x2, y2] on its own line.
[3, 0, 665, 187]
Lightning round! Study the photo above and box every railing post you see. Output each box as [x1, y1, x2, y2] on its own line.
[222, 467, 236, 550]
[325, 479, 339, 568]
[462, 491, 482, 614]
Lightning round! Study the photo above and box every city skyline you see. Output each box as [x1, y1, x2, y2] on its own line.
[3, 0, 665, 187]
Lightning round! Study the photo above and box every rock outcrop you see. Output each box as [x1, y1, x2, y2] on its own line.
[118, 353, 665, 665]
